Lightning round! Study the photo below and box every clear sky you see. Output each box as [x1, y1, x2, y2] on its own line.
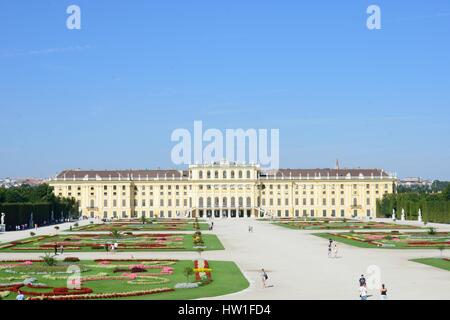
[0, 1, 449, 180]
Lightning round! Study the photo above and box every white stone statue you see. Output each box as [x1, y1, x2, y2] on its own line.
[1, 212, 4, 225]
[392, 209, 396, 221]
[401, 209, 405, 221]
[418, 209, 422, 223]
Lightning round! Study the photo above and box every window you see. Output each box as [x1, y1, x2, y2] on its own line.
[239, 171, 243, 179]
[214, 171, 219, 179]
[366, 198, 370, 205]
[199, 171, 203, 179]
[353, 198, 357, 206]
[246, 197, 251, 207]
[340, 209, 345, 217]
[331, 210, 336, 217]
[207, 171, 211, 179]
[104, 200, 107, 207]
[223, 197, 227, 207]
[199, 197, 204, 208]
[231, 171, 235, 179]
[322, 210, 327, 217]
[341, 198, 344, 205]
[310, 199, 314, 206]
[223, 171, 227, 179]
[247, 170, 251, 179]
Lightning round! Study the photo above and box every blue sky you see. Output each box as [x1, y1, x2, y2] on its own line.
[0, 0, 449, 179]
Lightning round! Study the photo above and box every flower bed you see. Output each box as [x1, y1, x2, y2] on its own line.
[27, 288, 175, 300]
[320, 231, 450, 249]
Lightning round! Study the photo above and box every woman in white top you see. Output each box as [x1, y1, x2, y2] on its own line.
[359, 285, 368, 300]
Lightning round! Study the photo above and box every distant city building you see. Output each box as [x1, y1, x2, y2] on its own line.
[398, 177, 433, 188]
[0, 177, 45, 188]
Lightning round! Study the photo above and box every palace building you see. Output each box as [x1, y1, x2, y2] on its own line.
[49, 162, 397, 219]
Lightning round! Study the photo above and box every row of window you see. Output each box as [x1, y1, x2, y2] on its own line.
[197, 170, 253, 179]
[93, 208, 373, 220]
[87, 196, 374, 209]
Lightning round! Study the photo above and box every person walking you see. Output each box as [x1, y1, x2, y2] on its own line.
[359, 285, 368, 300]
[59, 244, 64, 255]
[261, 268, 268, 288]
[380, 284, 388, 300]
[328, 239, 333, 258]
[333, 242, 339, 258]
[54, 243, 58, 255]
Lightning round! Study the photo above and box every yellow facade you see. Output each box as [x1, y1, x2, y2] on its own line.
[49, 162, 396, 219]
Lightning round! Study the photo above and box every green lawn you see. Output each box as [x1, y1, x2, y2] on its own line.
[0, 260, 249, 300]
[70, 222, 209, 232]
[314, 232, 450, 250]
[410, 258, 450, 271]
[315, 233, 377, 248]
[0, 233, 224, 252]
[274, 221, 420, 231]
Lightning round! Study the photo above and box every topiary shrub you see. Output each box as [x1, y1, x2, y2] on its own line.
[64, 257, 80, 262]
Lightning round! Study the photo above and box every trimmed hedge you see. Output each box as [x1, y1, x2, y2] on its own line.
[377, 195, 450, 224]
[0, 203, 77, 231]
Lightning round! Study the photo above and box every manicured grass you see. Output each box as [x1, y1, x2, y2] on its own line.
[411, 258, 450, 271]
[314, 232, 450, 249]
[128, 260, 249, 300]
[315, 233, 376, 248]
[274, 221, 420, 231]
[70, 222, 209, 232]
[0, 233, 224, 252]
[0, 259, 249, 300]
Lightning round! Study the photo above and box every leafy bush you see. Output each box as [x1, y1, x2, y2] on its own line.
[130, 266, 146, 273]
[428, 227, 437, 235]
[41, 253, 57, 266]
[63, 257, 80, 262]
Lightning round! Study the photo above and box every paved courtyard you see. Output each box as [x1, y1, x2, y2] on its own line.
[1, 219, 449, 300]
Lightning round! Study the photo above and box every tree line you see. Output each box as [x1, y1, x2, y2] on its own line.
[0, 184, 79, 230]
[377, 184, 450, 224]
